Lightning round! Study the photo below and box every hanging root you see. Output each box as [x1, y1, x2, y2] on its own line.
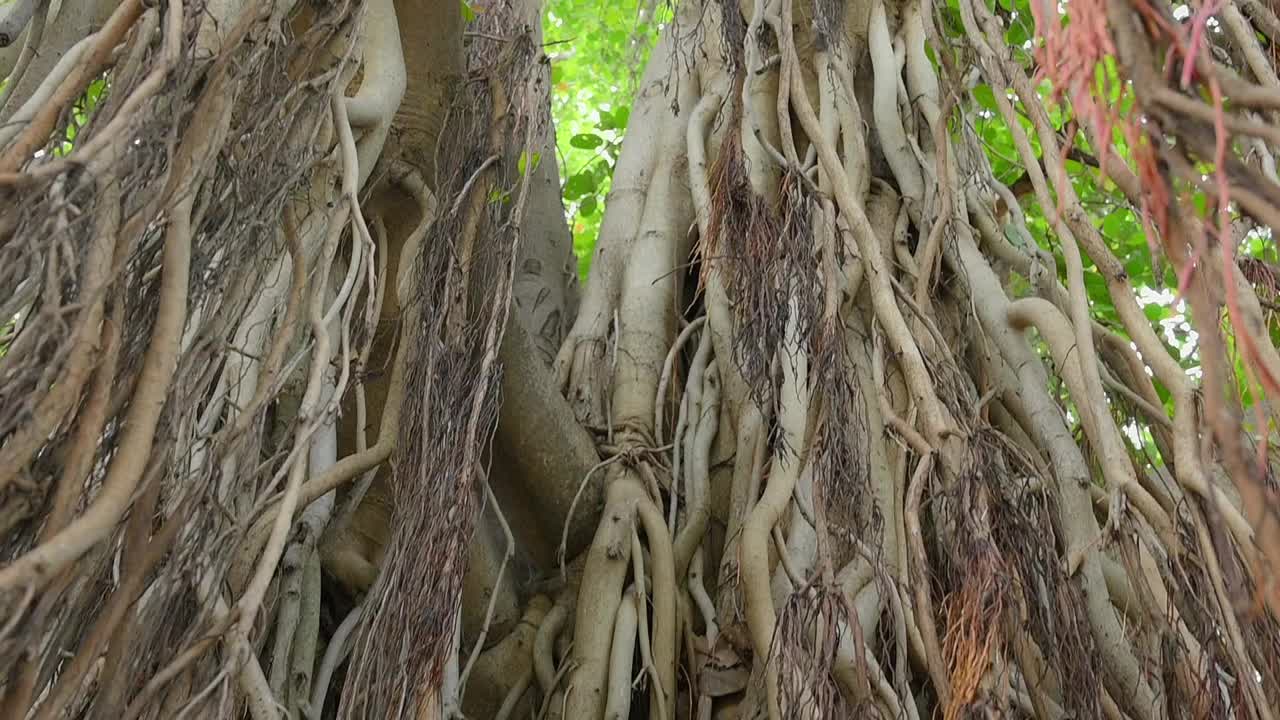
[940, 546, 1006, 720]
[771, 588, 856, 718]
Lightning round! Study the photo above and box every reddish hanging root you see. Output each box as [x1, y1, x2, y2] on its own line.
[1120, 119, 1172, 262]
[1031, 0, 1120, 170]
[1031, 0, 1206, 258]
[1180, 0, 1223, 88]
[1033, 0, 1280, 421]
[1037, 0, 1280, 413]
[1209, 75, 1280, 401]
[940, 547, 1006, 720]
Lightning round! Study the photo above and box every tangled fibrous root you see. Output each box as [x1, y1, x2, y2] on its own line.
[771, 587, 858, 719]
[0, 0, 385, 713]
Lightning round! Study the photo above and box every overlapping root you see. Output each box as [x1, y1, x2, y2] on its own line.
[4, 0, 1280, 715]
[0, 0, 386, 713]
[0, 0, 511, 713]
[540, 0, 1280, 717]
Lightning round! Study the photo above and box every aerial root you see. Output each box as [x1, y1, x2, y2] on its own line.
[904, 452, 950, 705]
[494, 663, 535, 720]
[0, 0, 49, 118]
[940, 547, 1006, 720]
[534, 598, 571, 699]
[554, 314, 616, 428]
[634, 495, 677, 720]
[603, 588, 640, 720]
[655, 315, 707, 446]
[308, 601, 362, 720]
[771, 587, 854, 718]
[0, 0, 390, 713]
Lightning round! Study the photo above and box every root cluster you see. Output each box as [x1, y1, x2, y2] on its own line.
[2, 0, 1280, 716]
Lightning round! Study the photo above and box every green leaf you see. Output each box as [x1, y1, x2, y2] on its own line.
[972, 84, 999, 112]
[461, 0, 476, 21]
[1083, 267, 1110, 304]
[564, 171, 597, 199]
[580, 195, 599, 216]
[1005, 22, 1029, 48]
[1143, 303, 1169, 323]
[518, 151, 541, 175]
[1192, 191, 1210, 217]
[86, 78, 106, 108]
[570, 132, 604, 149]
[599, 106, 629, 130]
[1101, 208, 1136, 241]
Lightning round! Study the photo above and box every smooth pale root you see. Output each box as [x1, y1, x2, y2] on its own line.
[849, 314, 903, 575]
[602, 590, 639, 720]
[868, 0, 922, 209]
[1006, 298, 1174, 543]
[563, 13, 697, 713]
[714, 396, 765, 645]
[768, 459, 815, 608]
[344, 0, 406, 187]
[533, 601, 569, 697]
[236, 88, 380, 718]
[1009, 296, 1266, 715]
[607, 45, 697, 433]
[968, 79, 1256, 553]
[687, 2, 748, 432]
[229, 155, 415, 595]
[565, 466, 640, 719]
[0, 140, 112, 493]
[901, 0, 941, 132]
[740, 300, 809, 720]
[287, 554, 322, 710]
[822, 307, 902, 654]
[270, 302, 341, 703]
[788, 11, 960, 455]
[673, 334, 721, 578]
[739, 0, 782, 198]
[0, 195, 188, 595]
[634, 495, 677, 720]
[955, 9, 1214, 674]
[788, 6, 1169, 717]
[0, 0, 36, 48]
[462, 596, 551, 719]
[282, 0, 586, 661]
[310, 603, 363, 720]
